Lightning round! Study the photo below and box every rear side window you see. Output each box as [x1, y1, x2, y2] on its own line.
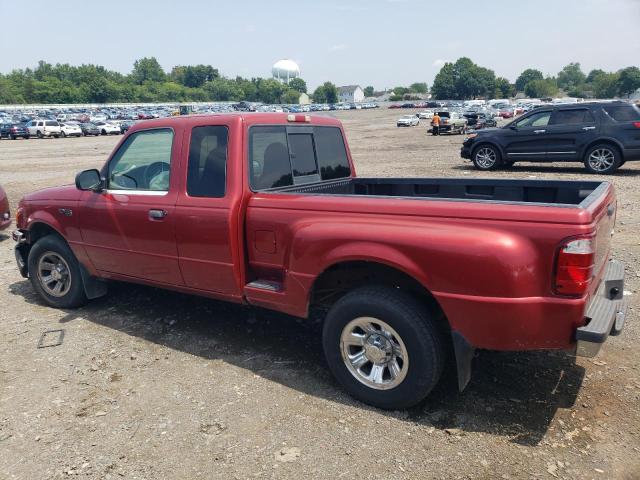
[250, 126, 292, 190]
[187, 126, 228, 198]
[249, 126, 352, 190]
[550, 109, 595, 125]
[45, 121, 58, 126]
[602, 104, 640, 122]
[314, 127, 351, 180]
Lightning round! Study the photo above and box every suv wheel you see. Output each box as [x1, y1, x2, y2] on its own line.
[322, 286, 444, 409]
[472, 144, 502, 171]
[28, 235, 88, 309]
[60, 131, 66, 138]
[37, 130, 43, 138]
[584, 144, 621, 174]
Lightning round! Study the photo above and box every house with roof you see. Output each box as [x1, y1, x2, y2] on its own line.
[337, 85, 365, 103]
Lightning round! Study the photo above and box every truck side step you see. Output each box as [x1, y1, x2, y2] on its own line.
[245, 280, 283, 292]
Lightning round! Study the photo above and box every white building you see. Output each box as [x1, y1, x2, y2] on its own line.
[337, 85, 365, 103]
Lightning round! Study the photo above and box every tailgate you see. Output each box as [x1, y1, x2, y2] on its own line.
[589, 187, 617, 296]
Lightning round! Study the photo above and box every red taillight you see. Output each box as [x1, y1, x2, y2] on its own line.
[633, 121, 640, 128]
[554, 237, 595, 296]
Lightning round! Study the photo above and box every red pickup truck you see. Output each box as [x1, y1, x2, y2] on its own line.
[12, 113, 627, 409]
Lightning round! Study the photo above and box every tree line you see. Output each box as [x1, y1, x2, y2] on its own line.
[0, 58, 315, 105]
[430, 57, 640, 100]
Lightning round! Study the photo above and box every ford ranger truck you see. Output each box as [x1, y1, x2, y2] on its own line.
[12, 113, 627, 409]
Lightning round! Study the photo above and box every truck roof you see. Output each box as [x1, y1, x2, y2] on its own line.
[127, 112, 344, 134]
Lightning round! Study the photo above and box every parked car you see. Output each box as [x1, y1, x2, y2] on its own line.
[80, 123, 101, 136]
[94, 121, 121, 135]
[59, 123, 82, 138]
[461, 101, 640, 173]
[434, 111, 467, 134]
[12, 113, 627, 410]
[397, 115, 420, 127]
[120, 120, 136, 134]
[463, 113, 497, 130]
[417, 111, 434, 120]
[0, 123, 30, 140]
[25, 119, 61, 138]
[0, 184, 10, 230]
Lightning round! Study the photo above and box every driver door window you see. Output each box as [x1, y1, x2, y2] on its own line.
[108, 128, 174, 191]
[515, 111, 551, 128]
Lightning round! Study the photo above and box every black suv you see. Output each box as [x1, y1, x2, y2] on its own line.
[461, 101, 640, 174]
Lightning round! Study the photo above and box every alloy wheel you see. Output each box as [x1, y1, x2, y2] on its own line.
[588, 148, 615, 172]
[37, 251, 72, 297]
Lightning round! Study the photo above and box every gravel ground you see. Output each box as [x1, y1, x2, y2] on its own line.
[0, 108, 638, 479]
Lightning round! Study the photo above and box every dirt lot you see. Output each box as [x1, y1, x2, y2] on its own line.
[0, 108, 639, 479]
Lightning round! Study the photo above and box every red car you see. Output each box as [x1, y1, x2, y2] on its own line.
[0, 184, 10, 230]
[499, 108, 515, 118]
[12, 113, 627, 409]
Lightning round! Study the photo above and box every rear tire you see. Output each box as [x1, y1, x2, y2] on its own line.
[37, 131, 43, 139]
[28, 235, 88, 309]
[583, 144, 621, 174]
[322, 286, 444, 410]
[472, 144, 502, 171]
[61, 131, 66, 138]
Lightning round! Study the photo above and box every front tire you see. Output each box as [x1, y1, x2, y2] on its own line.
[472, 144, 502, 171]
[322, 286, 444, 410]
[583, 144, 621, 174]
[28, 235, 88, 309]
[61, 131, 66, 138]
[37, 130, 43, 138]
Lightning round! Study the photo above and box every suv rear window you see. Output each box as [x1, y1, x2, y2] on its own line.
[602, 104, 640, 122]
[249, 126, 351, 190]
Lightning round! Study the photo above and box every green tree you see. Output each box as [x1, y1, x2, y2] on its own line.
[322, 82, 338, 103]
[171, 65, 218, 88]
[617, 66, 640, 96]
[586, 69, 606, 84]
[515, 69, 543, 92]
[592, 72, 620, 98]
[131, 57, 166, 85]
[494, 77, 514, 99]
[257, 78, 286, 104]
[282, 89, 301, 104]
[288, 77, 307, 93]
[524, 78, 558, 98]
[409, 82, 428, 94]
[363, 86, 374, 97]
[431, 62, 456, 99]
[557, 63, 586, 92]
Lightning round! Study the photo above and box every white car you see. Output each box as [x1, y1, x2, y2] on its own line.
[59, 123, 82, 137]
[94, 121, 121, 135]
[25, 119, 61, 138]
[418, 111, 434, 119]
[397, 115, 420, 127]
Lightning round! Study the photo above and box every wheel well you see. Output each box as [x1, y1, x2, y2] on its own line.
[29, 222, 62, 244]
[582, 139, 622, 159]
[310, 261, 448, 330]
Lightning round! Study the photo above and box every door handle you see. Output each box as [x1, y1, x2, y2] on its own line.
[534, 129, 546, 134]
[148, 209, 167, 220]
[582, 126, 596, 131]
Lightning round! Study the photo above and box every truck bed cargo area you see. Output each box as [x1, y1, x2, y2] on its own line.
[276, 178, 606, 206]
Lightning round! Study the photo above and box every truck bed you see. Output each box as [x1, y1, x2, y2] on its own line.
[273, 177, 606, 208]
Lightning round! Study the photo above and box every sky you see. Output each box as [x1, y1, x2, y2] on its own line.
[0, 0, 638, 90]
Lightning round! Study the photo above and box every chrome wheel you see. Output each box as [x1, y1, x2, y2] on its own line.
[475, 147, 497, 168]
[588, 148, 615, 172]
[37, 251, 72, 297]
[340, 317, 409, 390]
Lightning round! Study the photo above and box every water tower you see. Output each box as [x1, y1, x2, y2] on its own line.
[272, 59, 300, 84]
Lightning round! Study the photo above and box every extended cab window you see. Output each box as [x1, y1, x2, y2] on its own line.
[550, 109, 595, 125]
[187, 126, 227, 198]
[514, 111, 551, 128]
[108, 128, 173, 191]
[249, 126, 351, 190]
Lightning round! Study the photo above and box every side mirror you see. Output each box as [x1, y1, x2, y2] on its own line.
[509, 124, 518, 130]
[75, 169, 103, 192]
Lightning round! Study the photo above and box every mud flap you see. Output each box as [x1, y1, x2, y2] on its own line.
[79, 263, 108, 299]
[452, 331, 475, 391]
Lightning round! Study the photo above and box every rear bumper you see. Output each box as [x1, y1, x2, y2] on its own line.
[575, 259, 627, 357]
